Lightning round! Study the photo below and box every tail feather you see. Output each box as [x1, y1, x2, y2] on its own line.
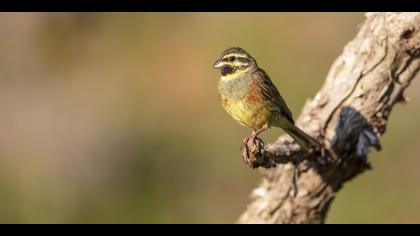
[284, 125, 320, 149]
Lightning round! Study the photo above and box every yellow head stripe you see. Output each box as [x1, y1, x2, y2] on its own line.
[222, 53, 248, 60]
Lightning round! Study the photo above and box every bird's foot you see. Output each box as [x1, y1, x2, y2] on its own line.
[242, 136, 252, 157]
[242, 136, 248, 148]
[242, 136, 251, 145]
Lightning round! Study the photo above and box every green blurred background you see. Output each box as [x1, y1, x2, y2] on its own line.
[0, 13, 419, 224]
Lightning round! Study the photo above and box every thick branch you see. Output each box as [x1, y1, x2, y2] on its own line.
[238, 13, 420, 224]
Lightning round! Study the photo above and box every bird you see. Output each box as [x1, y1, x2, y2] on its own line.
[212, 47, 320, 149]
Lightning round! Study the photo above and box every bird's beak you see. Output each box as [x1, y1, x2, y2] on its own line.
[212, 59, 223, 69]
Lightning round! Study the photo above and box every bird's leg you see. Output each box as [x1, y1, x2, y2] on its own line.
[244, 129, 258, 146]
[242, 129, 258, 156]
[243, 124, 269, 159]
[250, 123, 269, 140]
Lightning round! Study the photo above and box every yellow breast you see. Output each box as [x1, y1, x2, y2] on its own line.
[219, 94, 270, 129]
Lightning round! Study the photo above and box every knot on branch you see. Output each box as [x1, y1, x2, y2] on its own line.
[241, 137, 275, 169]
[241, 136, 320, 169]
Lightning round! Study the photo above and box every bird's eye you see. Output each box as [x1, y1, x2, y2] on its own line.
[229, 56, 236, 62]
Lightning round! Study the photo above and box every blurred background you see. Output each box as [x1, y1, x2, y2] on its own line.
[0, 13, 419, 224]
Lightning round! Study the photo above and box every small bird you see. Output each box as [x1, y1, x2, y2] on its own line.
[213, 47, 319, 149]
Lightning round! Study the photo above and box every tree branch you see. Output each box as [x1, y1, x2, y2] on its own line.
[238, 12, 420, 224]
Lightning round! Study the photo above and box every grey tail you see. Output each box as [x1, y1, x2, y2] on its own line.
[284, 124, 320, 149]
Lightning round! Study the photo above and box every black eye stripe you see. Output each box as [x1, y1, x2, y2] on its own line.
[237, 57, 248, 62]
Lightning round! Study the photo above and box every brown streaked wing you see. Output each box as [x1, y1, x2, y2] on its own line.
[253, 68, 295, 124]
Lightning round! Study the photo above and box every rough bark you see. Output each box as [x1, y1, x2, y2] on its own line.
[237, 13, 420, 224]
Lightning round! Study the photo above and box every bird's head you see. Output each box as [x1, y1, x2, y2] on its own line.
[212, 47, 258, 76]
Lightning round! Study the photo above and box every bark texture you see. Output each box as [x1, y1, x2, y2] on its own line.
[238, 13, 420, 224]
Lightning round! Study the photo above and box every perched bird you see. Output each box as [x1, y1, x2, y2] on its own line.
[213, 47, 319, 149]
